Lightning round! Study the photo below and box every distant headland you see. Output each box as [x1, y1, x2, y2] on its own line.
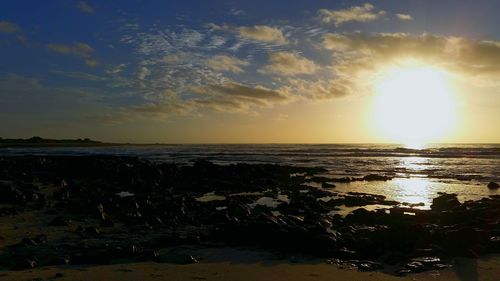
[0, 136, 116, 148]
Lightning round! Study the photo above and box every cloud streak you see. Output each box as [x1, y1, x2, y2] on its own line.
[0, 20, 21, 33]
[396, 14, 413, 21]
[207, 55, 249, 73]
[46, 42, 98, 67]
[238, 25, 288, 44]
[318, 3, 386, 26]
[78, 1, 94, 13]
[259, 52, 318, 76]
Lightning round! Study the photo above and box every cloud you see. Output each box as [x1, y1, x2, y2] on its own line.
[47, 42, 94, 57]
[46, 42, 98, 67]
[207, 55, 249, 73]
[195, 83, 290, 101]
[396, 14, 413, 21]
[104, 23, 299, 121]
[229, 8, 245, 16]
[78, 1, 94, 13]
[137, 66, 151, 80]
[0, 20, 21, 33]
[124, 90, 195, 120]
[51, 71, 103, 81]
[318, 3, 386, 26]
[259, 52, 318, 76]
[278, 78, 352, 100]
[320, 32, 500, 97]
[238, 25, 288, 44]
[192, 83, 293, 113]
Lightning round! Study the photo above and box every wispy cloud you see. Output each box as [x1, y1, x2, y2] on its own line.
[210, 24, 288, 45]
[318, 3, 386, 26]
[229, 8, 245, 16]
[396, 13, 413, 21]
[238, 25, 288, 45]
[259, 52, 318, 76]
[46, 42, 98, 67]
[192, 83, 294, 113]
[0, 20, 21, 33]
[207, 55, 249, 73]
[51, 70, 104, 81]
[78, 1, 94, 14]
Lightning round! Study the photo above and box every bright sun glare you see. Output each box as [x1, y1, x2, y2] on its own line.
[373, 63, 456, 148]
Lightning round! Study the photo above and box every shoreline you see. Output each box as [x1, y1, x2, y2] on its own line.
[1, 257, 499, 281]
[0, 155, 498, 278]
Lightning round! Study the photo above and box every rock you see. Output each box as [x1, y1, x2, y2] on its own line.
[13, 258, 38, 270]
[20, 238, 38, 247]
[395, 269, 412, 276]
[356, 260, 382, 271]
[404, 261, 425, 272]
[363, 174, 392, 181]
[322, 182, 336, 188]
[0, 183, 26, 204]
[48, 216, 72, 227]
[83, 226, 100, 236]
[100, 217, 114, 227]
[487, 182, 499, 189]
[431, 193, 461, 211]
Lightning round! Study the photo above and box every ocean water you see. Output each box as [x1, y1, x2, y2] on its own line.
[2, 144, 499, 207]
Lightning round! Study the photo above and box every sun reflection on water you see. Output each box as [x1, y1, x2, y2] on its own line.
[393, 178, 433, 207]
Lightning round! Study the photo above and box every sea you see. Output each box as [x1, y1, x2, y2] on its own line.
[1, 144, 499, 209]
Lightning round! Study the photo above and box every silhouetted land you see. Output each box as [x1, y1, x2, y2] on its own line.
[0, 136, 115, 148]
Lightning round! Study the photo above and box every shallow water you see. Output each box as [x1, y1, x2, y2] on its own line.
[2, 144, 498, 205]
[332, 178, 497, 208]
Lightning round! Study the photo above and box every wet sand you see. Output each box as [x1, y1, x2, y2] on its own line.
[1, 257, 499, 281]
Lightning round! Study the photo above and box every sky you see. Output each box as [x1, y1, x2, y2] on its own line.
[1, 0, 499, 143]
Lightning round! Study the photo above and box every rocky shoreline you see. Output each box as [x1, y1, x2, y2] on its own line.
[0, 156, 498, 275]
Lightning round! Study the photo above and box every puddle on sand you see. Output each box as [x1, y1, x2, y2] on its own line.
[249, 194, 290, 208]
[328, 204, 393, 217]
[195, 192, 226, 202]
[116, 191, 134, 198]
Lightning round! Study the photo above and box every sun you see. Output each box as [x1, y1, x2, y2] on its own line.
[372, 63, 456, 148]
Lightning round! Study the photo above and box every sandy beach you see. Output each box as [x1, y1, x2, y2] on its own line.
[1, 257, 499, 281]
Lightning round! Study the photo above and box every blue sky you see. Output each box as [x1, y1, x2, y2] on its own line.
[1, 1, 500, 143]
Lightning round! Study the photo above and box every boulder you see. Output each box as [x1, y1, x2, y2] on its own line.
[363, 174, 392, 181]
[431, 193, 461, 211]
[48, 216, 72, 227]
[487, 182, 499, 189]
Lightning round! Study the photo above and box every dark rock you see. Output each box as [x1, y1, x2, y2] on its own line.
[83, 226, 100, 236]
[100, 217, 114, 227]
[322, 182, 336, 188]
[48, 216, 72, 227]
[404, 261, 425, 272]
[487, 182, 499, 189]
[13, 258, 38, 270]
[0, 183, 26, 204]
[20, 238, 38, 247]
[431, 193, 461, 211]
[363, 174, 392, 181]
[356, 260, 382, 271]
